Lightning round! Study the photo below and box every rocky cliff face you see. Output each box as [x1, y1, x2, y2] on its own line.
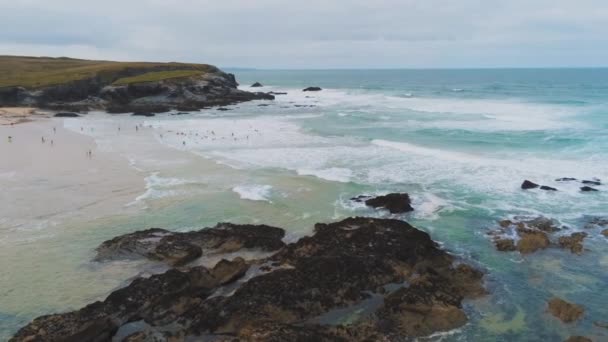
[0, 68, 273, 113]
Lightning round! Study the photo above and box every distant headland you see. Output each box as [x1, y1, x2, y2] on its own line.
[0, 56, 273, 114]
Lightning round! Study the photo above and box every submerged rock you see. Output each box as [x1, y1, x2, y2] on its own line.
[556, 177, 577, 182]
[540, 185, 558, 191]
[547, 298, 584, 323]
[95, 223, 286, 266]
[521, 180, 539, 189]
[303, 86, 322, 92]
[581, 186, 598, 192]
[251, 82, 263, 87]
[12, 217, 485, 342]
[494, 238, 516, 251]
[602, 229, 608, 238]
[490, 217, 579, 255]
[558, 232, 587, 254]
[363, 193, 414, 214]
[517, 229, 550, 254]
[565, 337, 592, 342]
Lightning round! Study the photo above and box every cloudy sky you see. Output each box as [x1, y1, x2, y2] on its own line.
[0, 0, 606, 68]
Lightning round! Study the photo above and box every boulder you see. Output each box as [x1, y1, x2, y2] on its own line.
[581, 186, 598, 192]
[251, 82, 263, 87]
[556, 177, 577, 182]
[602, 229, 608, 238]
[558, 232, 587, 254]
[303, 87, 322, 92]
[54, 112, 80, 117]
[521, 180, 539, 189]
[540, 185, 557, 191]
[268, 91, 287, 95]
[364, 193, 414, 213]
[547, 298, 584, 323]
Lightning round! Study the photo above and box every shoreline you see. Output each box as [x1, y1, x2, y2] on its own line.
[0, 107, 53, 126]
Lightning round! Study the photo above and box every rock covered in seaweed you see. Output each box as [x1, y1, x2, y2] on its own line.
[12, 217, 485, 342]
[95, 223, 286, 266]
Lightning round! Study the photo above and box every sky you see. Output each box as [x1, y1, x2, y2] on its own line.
[0, 0, 607, 69]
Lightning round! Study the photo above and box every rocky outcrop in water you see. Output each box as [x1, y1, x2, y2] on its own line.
[548, 298, 584, 323]
[95, 223, 286, 266]
[521, 180, 539, 189]
[303, 86, 322, 92]
[251, 82, 263, 87]
[353, 193, 414, 214]
[12, 217, 485, 342]
[488, 217, 592, 254]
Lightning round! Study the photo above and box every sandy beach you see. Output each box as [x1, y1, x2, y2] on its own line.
[0, 117, 144, 238]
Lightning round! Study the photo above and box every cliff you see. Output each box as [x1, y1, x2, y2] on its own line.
[0, 56, 273, 113]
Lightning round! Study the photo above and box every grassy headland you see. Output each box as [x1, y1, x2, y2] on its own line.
[0, 56, 216, 89]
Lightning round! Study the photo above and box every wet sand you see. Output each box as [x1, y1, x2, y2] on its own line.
[0, 107, 51, 125]
[0, 118, 144, 239]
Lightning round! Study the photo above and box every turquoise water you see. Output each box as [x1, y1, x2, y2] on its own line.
[2, 69, 608, 340]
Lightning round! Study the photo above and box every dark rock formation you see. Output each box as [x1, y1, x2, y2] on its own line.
[581, 186, 598, 192]
[556, 177, 577, 182]
[521, 180, 539, 189]
[268, 91, 287, 95]
[558, 232, 587, 254]
[582, 180, 601, 186]
[11, 258, 250, 342]
[251, 82, 263, 87]
[2, 69, 274, 113]
[540, 185, 558, 191]
[363, 193, 414, 214]
[303, 87, 322, 92]
[602, 229, 608, 238]
[12, 217, 485, 342]
[547, 298, 584, 323]
[53, 112, 80, 117]
[95, 223, 286, 266]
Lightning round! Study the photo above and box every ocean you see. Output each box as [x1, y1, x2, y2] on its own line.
[1, 68, 608, 340]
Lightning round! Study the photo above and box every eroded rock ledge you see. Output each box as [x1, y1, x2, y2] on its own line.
[11, 217, 485, 342]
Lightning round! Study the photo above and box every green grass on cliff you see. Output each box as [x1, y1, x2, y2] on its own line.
[0, 56, 216, 89]
[112, 70, 203, 85]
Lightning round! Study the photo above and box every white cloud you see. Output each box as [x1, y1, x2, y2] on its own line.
[0, 0, 606, 67]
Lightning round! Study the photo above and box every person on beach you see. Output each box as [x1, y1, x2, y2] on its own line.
[41, 137, 45, 143]
[8, 136, 12, 143]
[53, 127, 56, 134]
